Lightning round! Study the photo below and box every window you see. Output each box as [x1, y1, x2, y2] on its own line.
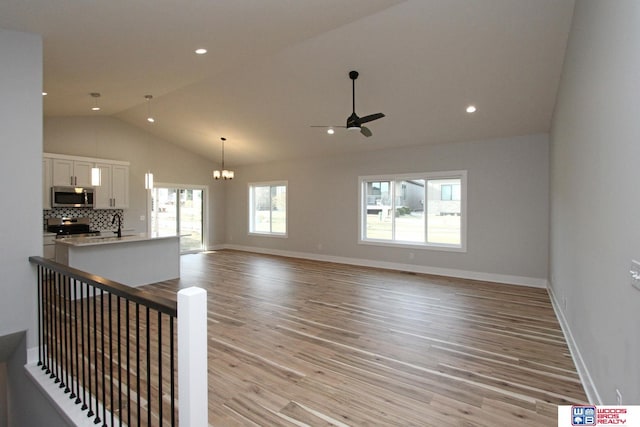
[249, 181, 287, 236]
[359, 171, 466, 250]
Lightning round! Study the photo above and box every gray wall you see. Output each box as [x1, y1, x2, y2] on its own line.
[225, 133, 550, 285]
[0, 28, 70, 427]
[0, 29, 41, 352]
[44, 116, 226, 248]
[550, 1, 640, 404]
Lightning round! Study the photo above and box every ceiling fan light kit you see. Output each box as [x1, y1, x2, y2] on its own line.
[311, 70, 385, 137]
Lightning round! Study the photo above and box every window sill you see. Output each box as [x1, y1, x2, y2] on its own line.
[358, 239, 466, 253]
[248, 232, 288, 239]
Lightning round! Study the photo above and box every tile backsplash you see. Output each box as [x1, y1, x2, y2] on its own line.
[43, 208, 124, 231]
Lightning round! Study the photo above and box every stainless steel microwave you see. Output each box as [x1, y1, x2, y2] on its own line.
[51, 186, 95, 208]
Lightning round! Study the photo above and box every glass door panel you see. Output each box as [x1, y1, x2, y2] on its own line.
[151, 186, 205, 253]
[178, 188, 203, 252]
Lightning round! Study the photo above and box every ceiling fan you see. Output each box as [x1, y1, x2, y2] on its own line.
[311, 70, 385, 137]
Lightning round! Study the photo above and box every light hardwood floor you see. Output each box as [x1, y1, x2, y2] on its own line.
[146, 250, 587, 426]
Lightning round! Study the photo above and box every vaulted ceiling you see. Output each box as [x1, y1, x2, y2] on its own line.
[0, 0, 575, 166]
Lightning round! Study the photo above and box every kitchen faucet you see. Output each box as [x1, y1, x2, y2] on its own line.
[111, 213, 122, 238]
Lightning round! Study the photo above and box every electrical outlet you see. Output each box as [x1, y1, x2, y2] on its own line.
[616, 389, 622, 405]
[630, 260, 640, 291]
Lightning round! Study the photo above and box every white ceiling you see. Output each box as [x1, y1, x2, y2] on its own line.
[0, 0, 575, 166]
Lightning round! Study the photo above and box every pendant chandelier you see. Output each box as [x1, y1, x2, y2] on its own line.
[145, 94, 155, 123]
[144, 95, 154, 189]
[90, 92, 101, 186]
[213, 137, 234, 180]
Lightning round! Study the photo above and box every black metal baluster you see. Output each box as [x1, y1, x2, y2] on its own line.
[108, 292, 114, 427]
[45, 269, 53, 376]
[69, 278, 77, 401]
[170, 316, 175, 427]
[158, 311, 163, 426]
[136, 303, 140, 427]
[47, 268, 54, 376]
[80, 282, 88, 411]
[37, 265, 43, 367]
[87, 285, 95, 419]
[73, 279, 81, 404]
[63, 276, 71, 394]
[54, 272, 61, 385]
[41, 266, 49, 372]
[146, 306, 151, 426]
[100, 289, 106, 426]
[126, 300, 131, 427]
[116, 297, 122, 427]
[93, 286, 100, 423]
[51, 272, 57, 381]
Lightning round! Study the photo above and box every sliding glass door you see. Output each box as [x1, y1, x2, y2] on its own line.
[150, 185, 206, 253]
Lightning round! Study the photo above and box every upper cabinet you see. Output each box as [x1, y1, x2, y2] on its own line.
[51, 158, 93, 187]
[94, 163, 129, 209]
[44, 153, 130, 210]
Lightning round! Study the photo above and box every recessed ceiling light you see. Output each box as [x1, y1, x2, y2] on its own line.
[42, 92, 48, 96]
[194, 48, 207, 55]
[466, 105, 477, 113]
[327, 128, 335, 135]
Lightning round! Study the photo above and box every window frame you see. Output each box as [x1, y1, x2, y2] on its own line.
[358, 171, 467, 252]
[248, 180, 288, 238]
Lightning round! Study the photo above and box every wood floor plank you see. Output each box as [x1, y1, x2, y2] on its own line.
[141, 250, 588, 425]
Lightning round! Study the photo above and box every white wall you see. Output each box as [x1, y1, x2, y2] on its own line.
[225, 133, 550, 286]
[550, 1, 640, 404]
[44, 116, 225, 247]
[0, 29, 42, 347]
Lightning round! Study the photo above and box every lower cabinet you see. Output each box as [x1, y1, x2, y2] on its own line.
[44, 233, 56, 259]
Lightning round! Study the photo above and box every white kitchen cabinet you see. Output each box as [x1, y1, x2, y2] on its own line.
[94, 163, 129, 209]
[43, 157, 52, 209]
[52, 158, 93, 187]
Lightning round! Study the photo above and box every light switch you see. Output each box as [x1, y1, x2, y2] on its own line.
[630, 260, 640, 291]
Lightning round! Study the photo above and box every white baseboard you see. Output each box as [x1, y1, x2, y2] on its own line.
[547, 285, 601, 404]
[221, 244, 548, 288]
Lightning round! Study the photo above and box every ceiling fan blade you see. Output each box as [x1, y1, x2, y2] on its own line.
[360, 126, 372, 137]
[357, 112, 385, 124]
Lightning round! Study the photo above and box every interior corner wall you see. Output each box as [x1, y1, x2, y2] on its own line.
[0, 29, 42, 348]
[549, 0, 640, 404]
[44, 116, 225, 248]
[224, 133, 550, 285]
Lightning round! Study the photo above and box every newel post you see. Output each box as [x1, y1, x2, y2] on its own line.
[178, 287, 208, 426]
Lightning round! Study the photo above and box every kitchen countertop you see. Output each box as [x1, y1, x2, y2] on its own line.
[55, 232, 180, 247]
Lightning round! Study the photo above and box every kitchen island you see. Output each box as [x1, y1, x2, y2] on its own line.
[55, 233, 180, 287]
